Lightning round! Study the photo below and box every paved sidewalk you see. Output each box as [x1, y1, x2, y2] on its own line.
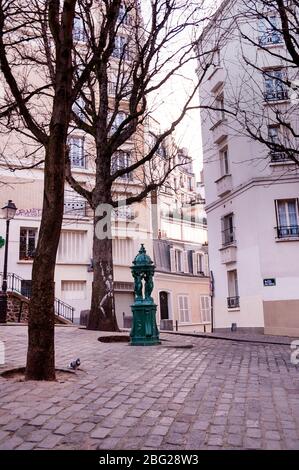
[0, 325, 299, 450]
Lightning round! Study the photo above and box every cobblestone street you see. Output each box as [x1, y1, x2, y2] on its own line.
[0, 325, 299, 450]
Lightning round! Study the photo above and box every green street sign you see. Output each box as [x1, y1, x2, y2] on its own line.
[0, 237, 5, 248]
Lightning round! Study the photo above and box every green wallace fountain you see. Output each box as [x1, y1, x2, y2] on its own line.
[130, 244, 161, 346]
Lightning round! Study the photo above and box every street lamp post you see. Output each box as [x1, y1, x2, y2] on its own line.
[0, 200, 17, 323]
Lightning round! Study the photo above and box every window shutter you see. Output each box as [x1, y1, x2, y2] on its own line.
[170, 248, 176, 272]
[200, 295, 211, 323]
[199, 296, 204, 323]
[183, 251, 189, 273]
[203, 253, 209, 277]
[184, 296, 190, 322]
[192, 251, 197, 275]
[178, 296, 184, 322]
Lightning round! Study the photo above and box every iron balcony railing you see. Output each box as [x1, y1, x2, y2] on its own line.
[227, 296, 240, 309]
[276, 225, 299, 239]
[259, 33, 283, 46]
[270, 152, 292, 163]
[64, 199, 87, 217]
[264, 90, 288, 102]
[0, 272, 74, 323]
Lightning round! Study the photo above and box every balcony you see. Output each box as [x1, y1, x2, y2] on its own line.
[211, 119, 228, 144]
[215, 174, 232, 197]
[270, 152, 293, 163]
[276, 225, 299, 239]
[227, 296, 240, 309]
[264, 90, 288, 102]
[113, 207, 135, 221]
[259, 33, 283, 47]
[64, 199, 87, 217]
[220, 245, 237, 264]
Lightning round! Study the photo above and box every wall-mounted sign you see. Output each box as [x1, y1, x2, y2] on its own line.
[263, 278, 276, 287]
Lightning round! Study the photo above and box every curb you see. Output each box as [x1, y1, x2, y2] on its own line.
[161, 330, 293, 346]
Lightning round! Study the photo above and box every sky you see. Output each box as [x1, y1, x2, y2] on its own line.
[141, 0, 219, 180]
[151, 65, 203, 178]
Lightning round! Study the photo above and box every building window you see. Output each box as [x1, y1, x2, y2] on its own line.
[196, 253, 204, 275]
[188, 177, 193, 191]
[259, 15, 283, 46]
[216, 92, 225, 122]
[187, 250, 193, 273]
[175, 249, 183, 272]
[219, 146, 229, 176]
[72, 97, 85, 121]
[264, 69, 288, 101]
[268, 125, 291, 162]
[69, 136, 85, 168]
[61, 281, 86, 301]
[178, 295, 190, 323]
[222, 213, 235, 246]
[108, 80, 130, 99]
[118, 3, 131, 25]
[19, 228, 37, 260]
[227, 270, 239, 308]
[112, 35, 129, 60]
[268, 124, 279, 145]
[57, 230, 88, 263]
[276, 199, 299, 238]
[157, 144, 167, 158]
[110, 111, 127, 135]
[213, 49, 221, 67]
[73, 16, 87, 42]
[108, 79, 117, 96]
[111, 150, 132, 180]
[199, 295, 211, 323]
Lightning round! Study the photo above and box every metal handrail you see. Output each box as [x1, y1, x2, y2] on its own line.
[264, 90, 289, 102]
[227, 296, 240, 309]
[276, 225, 299, 239]
[270, 152, 292, 163]
[0, 272, 74, 323]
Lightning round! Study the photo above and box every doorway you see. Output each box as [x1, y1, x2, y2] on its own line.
[159, 291, 169, 320]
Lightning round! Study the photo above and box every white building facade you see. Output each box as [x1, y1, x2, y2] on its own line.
[152, 145, 211, 333]
[198, 0, 299, 336]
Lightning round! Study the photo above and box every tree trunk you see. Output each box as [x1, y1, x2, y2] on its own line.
[25, 1, 76, 380]
[87, 215, 119, 331]
[25, 140, 66, 381]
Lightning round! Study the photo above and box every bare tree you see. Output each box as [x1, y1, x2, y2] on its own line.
[65, 0, 217, 331]
[229, 0, 299, 165]
[0, 0, 93, 380]
[0, 0, 219, 362]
